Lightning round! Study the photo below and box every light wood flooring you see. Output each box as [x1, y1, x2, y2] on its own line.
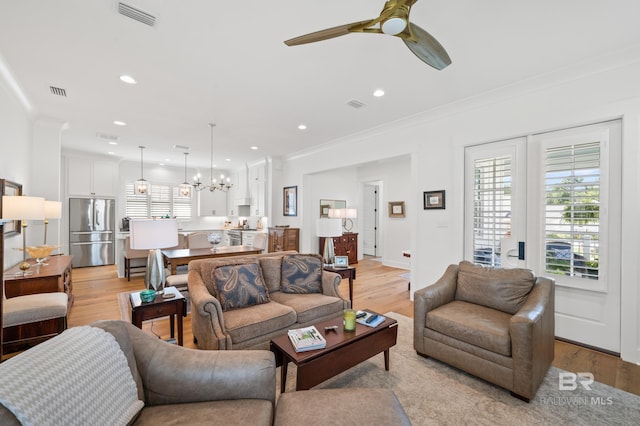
[54, 256, 638, 396]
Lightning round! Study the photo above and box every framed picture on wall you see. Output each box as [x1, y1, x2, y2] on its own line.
[424, 190, 445, 210]
[1, 179, 23, 236]
[388, 201, 405, 218]
[283, 186, 298, 216]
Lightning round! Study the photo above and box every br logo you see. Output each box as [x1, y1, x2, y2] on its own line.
[559, 372, 594, 390]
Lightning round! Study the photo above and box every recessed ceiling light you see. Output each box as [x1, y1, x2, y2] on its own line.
[373, 89, 385, 97]
[108, 141, 118, 145]
[113, 120, 127, 126]
[298, 124, 307, 130]
[119, 75, 137, 84]
[159, 163, 165, 166]
[225, 158, 231, 162]
[108, 151, 115, 155]
[251, 146, 258, 150]
[164, 158, 171, 162]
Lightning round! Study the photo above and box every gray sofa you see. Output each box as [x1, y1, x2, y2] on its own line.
[414, 261, 555, 401]
[189, 251, 350, 350]
[0, 320, 411, 425]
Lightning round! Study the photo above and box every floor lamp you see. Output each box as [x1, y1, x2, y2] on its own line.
[316, 218, 343, 267]
[1, 195, 45, 276]
[129, 218, 178, 292]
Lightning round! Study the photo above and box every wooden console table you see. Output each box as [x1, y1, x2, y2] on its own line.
[4, 255, 73, 307]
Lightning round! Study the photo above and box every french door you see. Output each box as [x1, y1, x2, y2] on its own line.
[464, 120, 621, 353]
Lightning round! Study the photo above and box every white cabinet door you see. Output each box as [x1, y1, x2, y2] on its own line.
[198, 190, 227, 216]
[67, 157, 117, 197]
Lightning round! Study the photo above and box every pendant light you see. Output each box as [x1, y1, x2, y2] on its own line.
[191, 123, 232, 192]
[179, 152, 192, 197]
[134, 145, 148, 195]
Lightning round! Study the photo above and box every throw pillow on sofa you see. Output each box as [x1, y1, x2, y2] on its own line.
[455, 260, 535, 314]
[213, 262, 270, 311]
[280, 254, 323, 294]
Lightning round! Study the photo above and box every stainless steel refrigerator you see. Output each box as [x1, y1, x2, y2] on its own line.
[69, 198, 115, 267]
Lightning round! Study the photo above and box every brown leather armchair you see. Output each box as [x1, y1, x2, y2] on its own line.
[414, 261, 555, 401]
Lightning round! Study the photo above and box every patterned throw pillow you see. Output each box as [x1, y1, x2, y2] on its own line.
[213, 262, 270, 311]
[280, 254, 323, 294]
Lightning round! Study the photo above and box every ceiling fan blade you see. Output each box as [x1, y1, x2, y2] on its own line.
[284, 20, 374, 46]
[402, 22, 451, 70]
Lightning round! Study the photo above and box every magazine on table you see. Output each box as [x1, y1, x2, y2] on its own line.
[287, 325, 327, 352]
[356, 311, 385, 328]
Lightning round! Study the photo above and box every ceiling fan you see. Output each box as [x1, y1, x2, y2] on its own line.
[284, 0, 451, 70]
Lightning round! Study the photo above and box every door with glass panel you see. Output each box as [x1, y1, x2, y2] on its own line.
[464, 121, 621, 352]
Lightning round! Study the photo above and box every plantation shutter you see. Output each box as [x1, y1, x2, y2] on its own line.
[472, 155, 512, 266]
[172, 187, 192, 219]
[125, 183, 149, 218]
[544, 141, 600, 279]
[150, 184, 171, 218]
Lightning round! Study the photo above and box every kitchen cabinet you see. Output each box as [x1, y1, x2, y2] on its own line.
[66, 157, 117, 197]
[249, 163, 266, 216]
[318, 233, 358, 264]
[198, 189, 227, 216]
[268, 227, 299, 252]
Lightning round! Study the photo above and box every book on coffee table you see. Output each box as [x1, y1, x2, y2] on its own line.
[356, 311, 385, 328]
[287, 326, 327, 352]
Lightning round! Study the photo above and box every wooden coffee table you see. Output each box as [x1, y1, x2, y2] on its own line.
[270, 312, 398, 392]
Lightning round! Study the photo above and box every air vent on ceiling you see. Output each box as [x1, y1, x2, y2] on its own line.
[118, 2, 156, 27]
[96, 132, 120, 142]
[346, 99, 366, 109]
[173, 144, 190, 151]
[50, 86, 67, 97]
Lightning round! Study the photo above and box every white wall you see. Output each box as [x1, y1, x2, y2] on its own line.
[276, 47, 640, 363]
[0, 72, 32, 269]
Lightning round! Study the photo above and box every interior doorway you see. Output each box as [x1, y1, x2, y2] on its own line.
[363, 183, 380, 256]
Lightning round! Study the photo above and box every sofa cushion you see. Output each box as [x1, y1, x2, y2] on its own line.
[223, 301, 297, 344]
[213, 262, 270, 311]
[269, 292, 344, 324]
[0, 326, 144, 425]
[134, 399, 273, 426]
[259, 257, 283, 293]
[455, 261, 534, 314]
[426, 300, 513, 357]
[280, 254, 323, 294]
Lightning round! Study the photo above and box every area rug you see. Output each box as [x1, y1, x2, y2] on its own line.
[279, 312, 639, 425]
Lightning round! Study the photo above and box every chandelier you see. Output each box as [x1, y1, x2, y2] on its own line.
[193, 123, 233, 192]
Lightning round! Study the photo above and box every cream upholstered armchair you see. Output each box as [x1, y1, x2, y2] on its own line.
[414, 261, 555, 402]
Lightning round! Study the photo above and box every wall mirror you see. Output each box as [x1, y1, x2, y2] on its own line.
[319, 199, 346, 218]
[1, 179, 23, 237]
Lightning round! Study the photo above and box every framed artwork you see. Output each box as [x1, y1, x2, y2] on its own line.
[319, 199, 346, 218]
[334, 256, 349, 268]
[424, 190, 446, 210]
[1, 179, 23, 236]
[388, 201, 405, 218]
[283, 186, 298, 216]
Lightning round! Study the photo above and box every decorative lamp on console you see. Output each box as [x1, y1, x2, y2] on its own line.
[316, 218, 343, 267]
[329, 208, 357, 233]
[43, 200, 62, 245]
[1, 195, 45, 276]
[130, 219, 178, 292]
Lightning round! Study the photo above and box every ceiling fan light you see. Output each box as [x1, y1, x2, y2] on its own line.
[381, 17, 406, 35]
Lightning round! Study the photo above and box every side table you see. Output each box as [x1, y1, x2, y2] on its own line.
[129, 286, 187, 346]
[324, 266, 356, 306]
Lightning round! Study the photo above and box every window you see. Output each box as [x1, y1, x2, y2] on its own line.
[544, 141, 600, 279]
[125, 182, 192, 219]
[471, 155, 512, 266]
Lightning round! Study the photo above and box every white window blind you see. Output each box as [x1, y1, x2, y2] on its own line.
[125, 183, 148, 218]
[472, 156, 512, 266]
[544, 141, 600, 279]
[125, 182, 192, 220]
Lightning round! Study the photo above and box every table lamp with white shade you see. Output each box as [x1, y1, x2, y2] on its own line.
[1, 195, 45, 275]
[316, 218, 343, 267]
[43, 200, 62, 245]
[129, 218, 178, 292]
[328, 208, 358, 233]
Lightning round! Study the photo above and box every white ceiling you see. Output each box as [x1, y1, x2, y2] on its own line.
[1, 0, 639, 172]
